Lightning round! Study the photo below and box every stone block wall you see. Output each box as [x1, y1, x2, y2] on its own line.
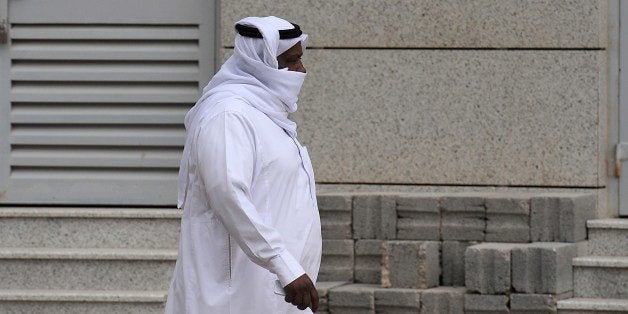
[316, 192, 594, 313]
[219, 0, 608, 188]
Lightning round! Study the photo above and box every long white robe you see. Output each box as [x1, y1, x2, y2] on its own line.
[165, 97, 322, 314]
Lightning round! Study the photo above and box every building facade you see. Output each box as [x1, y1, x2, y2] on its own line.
[1, 0, 625, 216]
[0, 0, 626, 312]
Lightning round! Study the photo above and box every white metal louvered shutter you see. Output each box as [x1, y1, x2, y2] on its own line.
[0, 0, 214, 205]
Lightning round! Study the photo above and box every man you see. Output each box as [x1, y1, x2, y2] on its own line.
[165, 16, 322, 313]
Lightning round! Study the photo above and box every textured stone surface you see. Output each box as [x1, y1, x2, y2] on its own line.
[576, 240, 590, 256]
[292, 49, 601, 186]
[0, 290, 166, 313]
[557, 298, 628, 313]
[0, 208, 181, 249]
[0, 289, 167, 302]
[317, 194, 353, 211]
[352, 195, 380, 239]
[352, 195, 396, 239]
[441, 195, 486, 241]
[465, 243, 520, 294]
[374, 288, 421, 313]
[316, 184, 594, 194]
[530, 194, 596, 242]
[316, 281, 348, 312]
[573, 257, 628, 299]
[354, 240, 383, 284]
[420, 287, 466, 314]
[327, 284, 377, 314]
[512, 243, 577, 294]
[381, 241, 440, 289]
[396, 194, 441, 240]
[380, 196, 397, 240]
[510, 293, 572, 314]
[319, 239, 354, 281]
[0, 302, 165, 314]
[442, 241, 477, 287]
[464, 294, 509, 313]
[587, 219, 628, 256]
[0, 258, 174, 290]
[220, 0, 606, 48]
[317, 194, 353, 239]
[485, 195, 531, 243]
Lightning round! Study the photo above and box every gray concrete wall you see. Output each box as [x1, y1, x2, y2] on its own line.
[219, 0, 608, 187]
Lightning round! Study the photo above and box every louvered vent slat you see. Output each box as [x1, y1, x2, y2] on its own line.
[11, 24, 199, 40]
[8, 23, 199, 192]
[11, 40, 199, 61]
[11, 146, 181, 168]
[11, 125, 185, 146]
[11, 168, 177, 180]
[11, 61, 199, 82]
[11, 81, 199, 103]
[11, 103, 187, 124]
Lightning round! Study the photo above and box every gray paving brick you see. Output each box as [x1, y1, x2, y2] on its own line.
[354, 240, 383, 284]
[464, 294, 509, 313]
[319, 239, 354, 282]
[352, 195, 380, 240]
[380, 196, 397, 240]
[382, 241, 440, 289]
[420, 287, 466, 314]
[353, 195, 396, 240]
[318, 194, 353, 239]
[442, 241, 478, 286]
[396, 194, 441, 240]
[441, 195, 486, 241]
[465, 243, 521, 294]
[328, 284, 378, 314]
[485, 195, 530, 243]
[530, 193, 596, 242]
[374, 288, 421, 313]
[317, 194, 353, 211]
[315, 281, 348, 313]
[512, 242, 577, 294]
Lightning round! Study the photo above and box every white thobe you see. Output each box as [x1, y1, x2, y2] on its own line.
[166, 98, 322, 314]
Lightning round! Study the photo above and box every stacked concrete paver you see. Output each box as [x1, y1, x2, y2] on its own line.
[316, 192, 596, 313]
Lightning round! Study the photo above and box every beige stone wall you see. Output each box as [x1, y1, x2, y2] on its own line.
[219, 0, 609, 187]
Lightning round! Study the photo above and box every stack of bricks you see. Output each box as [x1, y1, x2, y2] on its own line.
[315, 192, 595, 313]
[465, 194, 593, 313]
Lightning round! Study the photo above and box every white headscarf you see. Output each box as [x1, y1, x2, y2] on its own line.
[177, 16, 309, 208]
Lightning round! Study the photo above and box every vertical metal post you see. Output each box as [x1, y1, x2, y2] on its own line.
[0, 0, 8, 194]
[620, 1, 628, 216]
[0, 0, 7, 43]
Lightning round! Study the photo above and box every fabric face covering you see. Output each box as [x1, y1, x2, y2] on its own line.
[177, 16, 309, 208]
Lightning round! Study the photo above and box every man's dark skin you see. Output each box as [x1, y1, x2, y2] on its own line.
[277, 42, 306, 73]
[276, 41, 318, 312]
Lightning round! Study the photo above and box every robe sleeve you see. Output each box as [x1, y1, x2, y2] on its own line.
[196, 110, 305, 287]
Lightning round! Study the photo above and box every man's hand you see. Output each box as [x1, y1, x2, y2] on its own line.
[283, 274, 319, 312]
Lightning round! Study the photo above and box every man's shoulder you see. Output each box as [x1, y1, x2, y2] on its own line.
[196, 97, 269, 133]
[203, 96, 264, 120]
